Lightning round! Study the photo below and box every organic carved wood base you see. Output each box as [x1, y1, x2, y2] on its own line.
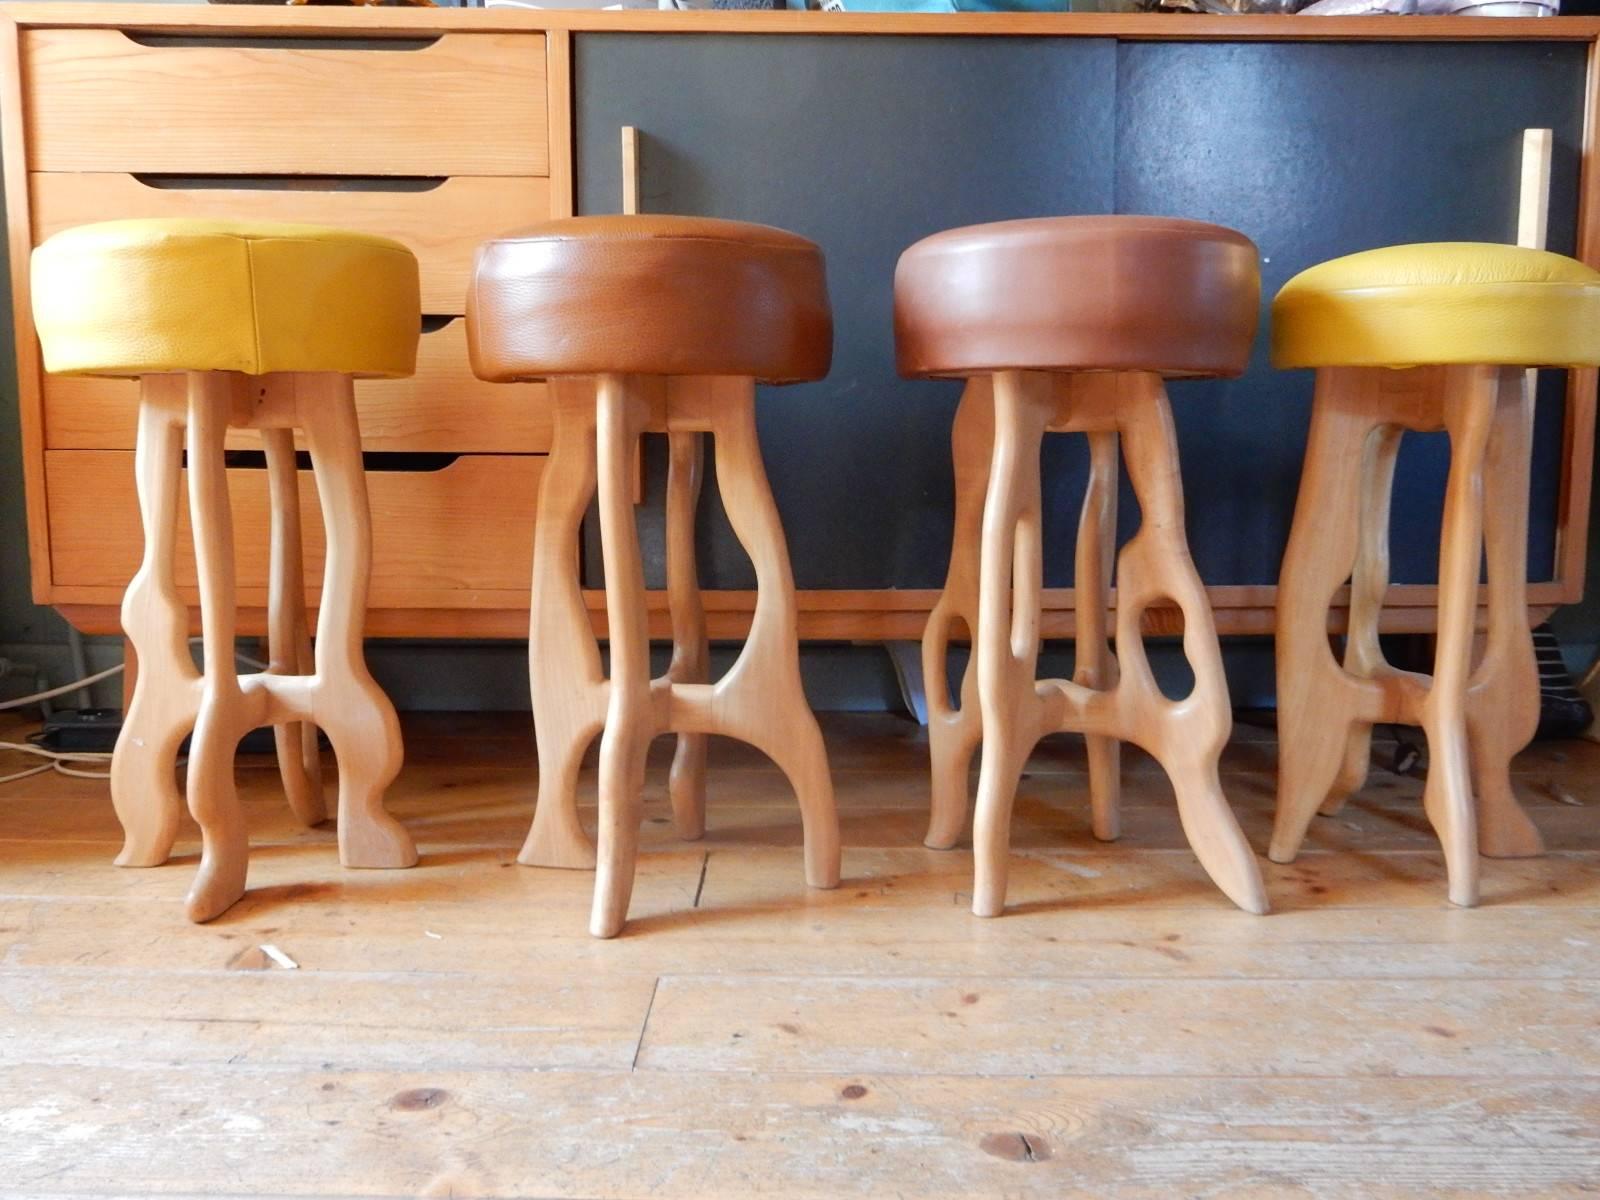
[521, 375, 842, 939]
[1272, 365, 1544, 908]
[112, 371, 416, 923]
[923, 371, 1269, 918]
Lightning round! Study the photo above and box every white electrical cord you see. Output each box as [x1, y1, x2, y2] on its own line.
[0, 662, 125, 712]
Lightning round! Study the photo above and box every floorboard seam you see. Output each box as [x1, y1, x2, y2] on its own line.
[692, 853, 709, 908]
[630, 976, 661, 1073]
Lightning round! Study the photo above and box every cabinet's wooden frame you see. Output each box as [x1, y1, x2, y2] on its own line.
[4, 4, 1598, 642]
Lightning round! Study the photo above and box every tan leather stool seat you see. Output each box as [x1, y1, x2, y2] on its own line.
[468, 215, 833, 383]
[894, 216, 1261, 379]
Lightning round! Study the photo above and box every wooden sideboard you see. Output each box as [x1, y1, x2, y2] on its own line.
[4, 4, 1599, 644]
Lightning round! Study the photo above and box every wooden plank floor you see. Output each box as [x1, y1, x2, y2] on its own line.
[2, 710, 1599, 1198]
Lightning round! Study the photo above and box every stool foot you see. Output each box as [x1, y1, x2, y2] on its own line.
[263, 427, 326, 829]
[184, 700, 251, 924]
[923, 379, 990, 850]
[665, 430, 709, 843]
[113, 390, 196, 868]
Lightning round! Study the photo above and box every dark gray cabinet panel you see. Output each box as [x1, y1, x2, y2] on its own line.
[575, 34, 1118, 589]
[1115, 41, 1587, 586]
[574, 34, 1588, 593]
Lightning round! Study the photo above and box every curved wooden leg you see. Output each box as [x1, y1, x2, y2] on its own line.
[696, 380, 839, 892]
[182, 374, 252, 923]
[1319, 423, 1404, 817]
[1469, 371, 1543, 859]
[591, 375, 654, 939]
[665, 429, 709, 842]
[299, 377, 414, 872]
[263, 427, 325, 828]
[1076, 429, 1122, 843]
[520, 384, 606, 870]
[1116, 376, 1266, 915]
[111, 384, 198, 868]
[1424, 367, 1496, 907]
[923, 379, 991, 850]
[971, 371, 1054, 918]
[1271, 371, 1383, 865]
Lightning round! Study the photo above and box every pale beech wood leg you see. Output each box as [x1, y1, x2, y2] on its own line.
[299, 376, 414, 872]
[1424, 366, 1495, 908]
[1322, 422, 1404, 817]
[665, 429, 709, 842]
[519, 382, 606, 871]
[686, 380, 840, 892]
[1076, 429, 1122, 843]
[111, 383, 198, 868]
[1115, 375, 1266, 915]
[922, 378, 991, 850]
[1271, 370, 1384, 865]
[591, 374, 654, 939]
[262, 426, 325, 828]
[1468, 369, 1543, 859]
[182, 373, 254, 923]
[971, 370, 1054, 918]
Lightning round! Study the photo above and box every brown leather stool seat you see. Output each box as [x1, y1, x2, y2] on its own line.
[894, 216, 1260, 378]
[469, 214, 832, 382]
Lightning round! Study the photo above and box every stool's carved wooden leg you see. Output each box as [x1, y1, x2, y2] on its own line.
[971, 370, 1055, 918]
[1469, 371, 1543, 859]
[520, 383, 606, 870]
[1271, 370, 1385, 865]
[1425, 366, 1497, 907]
[666, 429, 709, 842]
[1076, 429, 1122, 843]
[112, 385, 198, 868]
[693, 380, 840, 892]
[1321, 422, 1404, 817]
[183, 373, 253, 923]
[263, 426, 325, 828]
[923, 378, 991, 849]
[299, 377, 414, 873]
[591, 375, 654, 939]
[1116, 375, 1266, 915]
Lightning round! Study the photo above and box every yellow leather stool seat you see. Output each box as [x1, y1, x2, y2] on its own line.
[32, 218, 421, 378]
[1272, 242, 1600, 370]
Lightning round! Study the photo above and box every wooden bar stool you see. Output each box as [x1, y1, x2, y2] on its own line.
[898, 216, 1270, 918]
[467, 215, 842, 939]
[1269, 242, 1600, 906]
[31, 219, 421, 922]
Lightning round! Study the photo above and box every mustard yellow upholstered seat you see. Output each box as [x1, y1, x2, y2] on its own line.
[32, 218, 420, 379]
[1272, 242, 1600, 370]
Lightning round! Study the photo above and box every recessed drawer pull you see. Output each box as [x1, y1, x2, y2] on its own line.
[206, 450, 465, 475]
[123, 32, 442, 52]
[130, 174, 449, 195]
[421, 316, 458, 335]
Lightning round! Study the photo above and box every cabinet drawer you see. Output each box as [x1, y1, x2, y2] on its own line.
[22, 30, 548, 176]
[46, 450, 541, 606]
[43, 320, 552, 454]
[31, 174, 549, 315]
